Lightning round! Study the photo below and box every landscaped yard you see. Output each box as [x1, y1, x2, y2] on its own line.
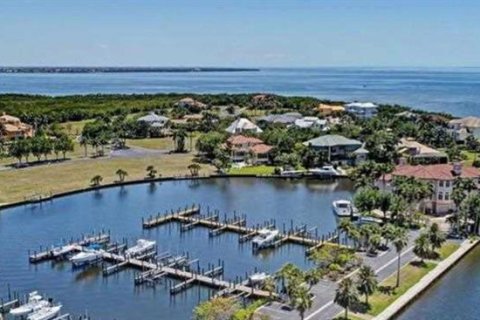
[228, 165, 275, 175]
[126, 137, 175, 150]
[461, 150, 478, 166]
[366, 262, 436, 316]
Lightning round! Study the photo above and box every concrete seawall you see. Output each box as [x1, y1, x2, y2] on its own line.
[374, 239, 480, 320]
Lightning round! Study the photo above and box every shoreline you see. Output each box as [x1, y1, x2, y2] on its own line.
[374, 239, 480, 320]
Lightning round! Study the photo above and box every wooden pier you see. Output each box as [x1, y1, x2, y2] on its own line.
[142, 205, 339, 254]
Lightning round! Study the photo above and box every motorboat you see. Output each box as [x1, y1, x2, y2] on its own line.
[248, 272, 269, 284]
[309, 166, 340, 177]
[10, 292, 49, 316]
[125, 239, 156, 258]
[69, 249, 103, 266]
[27, 304, 62, 320]
[51, 244, 76, 258]
[358, 216, 383, 225]
[252, 229, 279, 250]
[332, 200, 358, 218]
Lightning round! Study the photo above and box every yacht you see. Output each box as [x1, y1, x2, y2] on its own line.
[332, 200, 358, 218]
[125, 239, 156, 258]
[27, 304, 62, 320]
[10, 292, 49, 317]
[69, 249, 103, 266]
[248, 272, 269, 284]
[309, 166, 340, 177]
[252, 229, 279, 250]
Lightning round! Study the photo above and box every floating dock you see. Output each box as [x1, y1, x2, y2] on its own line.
[142, 205, 339, 254]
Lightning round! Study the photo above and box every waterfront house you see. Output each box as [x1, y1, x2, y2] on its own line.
[226, 135, 272, 164]
[448, 117, 480, 143]
[318, 103, 345, 117]
[226, 118, 263, 135]
[175, 97, 207, 110]
[398, 138, 448, 164]
[378, 163, 480, 215]
[345, 102, 378, 119]
[303, 134, 367, 165]
[294, 117, 329, 130]
[0, 112, 34, 140]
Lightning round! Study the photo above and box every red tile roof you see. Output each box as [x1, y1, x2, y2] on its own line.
[390, 164, 480, 181]
[227, 135, 263, 145]
[250, 143, 273, 154]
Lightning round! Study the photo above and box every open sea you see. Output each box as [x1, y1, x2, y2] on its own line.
[1, 67, 480, 117]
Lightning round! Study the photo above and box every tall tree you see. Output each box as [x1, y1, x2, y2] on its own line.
[356, 265, 378, 305]
[334, 278, 359, 320]
[413, 233, 432, 263]
[392, 227, 409, 287]
[293, 286, 313, 320]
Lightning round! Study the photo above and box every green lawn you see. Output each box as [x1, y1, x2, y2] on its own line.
[461, 150, 478, 166]
[126, 137, 175, 150]
[437, 242, 460, 260]
[366, 262, 436, 316]
[228, 165, 275, 175]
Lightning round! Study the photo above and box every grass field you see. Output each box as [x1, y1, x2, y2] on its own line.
[438, 242, 460, 260]
[366, 262, 436, 316]
[228, 165, 275, 175]
[0, 153, 214, 205]
[461, 150, 478, 166]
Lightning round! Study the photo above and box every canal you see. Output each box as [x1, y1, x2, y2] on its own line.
[396, 244, 480, 320]
[0, 178, 353, 320]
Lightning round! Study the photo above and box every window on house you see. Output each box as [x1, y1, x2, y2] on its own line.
[445, 181, 450, 188]
[438, 192, 443, 201]
[445, 193, 450, 201]
[439, 180, 444, 187]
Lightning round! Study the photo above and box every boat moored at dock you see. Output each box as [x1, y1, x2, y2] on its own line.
[252, 229, 280, 250]
[332, 200, 358, 218]
[27, 304, 62, 320]
[125, 239, 156, 258]
[9, 292, 48, 317]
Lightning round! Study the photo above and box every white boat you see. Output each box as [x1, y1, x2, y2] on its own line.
[309, 166, 340, 177]
[332, 200, 358, 218]
[358, 216, 383, 225]
[69, 249, 103, 266]
[252, 229, 279, 249]
[125, 239, 156, 258]
[10, 292, 49, 316]
[51, 245, 76, 258]
[249, 272, 269, 284]
[27, 305, 62, 320]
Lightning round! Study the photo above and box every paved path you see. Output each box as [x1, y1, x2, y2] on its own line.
[257, 230, 420, 320]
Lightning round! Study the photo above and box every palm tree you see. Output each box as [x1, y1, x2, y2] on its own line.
[262, 276, 276, 302]
[293, 286, 313, 320]
[334, 278, 359, 320]
[354, 187, 379, 217]
[356, 265, 378, 305]
[188, 163, 201, 177]
[392, 227, 409, 287]
[116, 168, 128, 182]
[146, 165, 157, 179]
[338, 219, 356, 244]
[377, 191, 393, 222]
[90, 175, 103, 187]
[304, 268, 321, 290]
[427, 223, 445, 252]
[172, 129, 188, 152]
[413, 233, 432, 264]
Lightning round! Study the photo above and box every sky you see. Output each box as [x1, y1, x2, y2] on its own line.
[1, 0, 479, 67]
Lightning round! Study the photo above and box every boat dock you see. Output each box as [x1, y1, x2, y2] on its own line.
[142, 205, 339, 254]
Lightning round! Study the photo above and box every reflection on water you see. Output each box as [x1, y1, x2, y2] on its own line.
[0, 178, 353, 320]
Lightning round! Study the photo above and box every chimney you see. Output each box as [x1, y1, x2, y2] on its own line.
[453, 162, 463, 176]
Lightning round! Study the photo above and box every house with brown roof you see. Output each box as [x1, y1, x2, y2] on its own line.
[318, 103, 345, 116]
[175, 97, 207, 110]
[398, 138, 448, 164]
[448, 116, 480, 143]
[226, 135, 273, 164]
[0, 112, 34, 140]
[379, 163, 480, 214]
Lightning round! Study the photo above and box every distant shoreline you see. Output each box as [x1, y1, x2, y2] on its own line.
[0, 66, 260, 74]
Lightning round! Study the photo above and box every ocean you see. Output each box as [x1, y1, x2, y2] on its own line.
[1, 67, 480, 117]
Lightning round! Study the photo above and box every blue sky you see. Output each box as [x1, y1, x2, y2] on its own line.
[1, 0, 479, 67]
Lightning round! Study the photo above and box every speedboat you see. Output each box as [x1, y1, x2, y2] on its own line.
[125, 239, 156, 258]
[309, 166, 339, 177]
[10, 292, 49, 316]
[358, 216, 383, 225]
[249, 272, 269, 284]
[27, 304, 62, 320]
[332, 200, 358, 218]
[70, 249, 103, 266]
[252, 229, 279, 250]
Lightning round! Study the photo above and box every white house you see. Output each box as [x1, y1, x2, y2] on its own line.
[225, 118, 263, 135]
[345, 102, 378, 119]
[448, 117, 480, 143]
[294, 117, 329, 131]
[137, 112, 169, 128]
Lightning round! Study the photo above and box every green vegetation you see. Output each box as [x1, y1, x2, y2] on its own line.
[438, 242, 460, 260]
[367, 262, 435, 316]
[228, 165, 275, 175]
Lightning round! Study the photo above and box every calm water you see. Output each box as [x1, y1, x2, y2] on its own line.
[1, 68, 480, 117]
[397, 245, 480, 320]
[0, 178, 354, 320]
